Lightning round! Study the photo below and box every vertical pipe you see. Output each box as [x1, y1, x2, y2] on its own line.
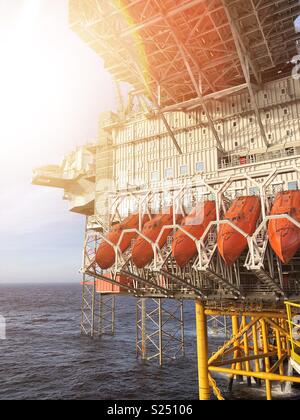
[136, 299, 140, 359]
[252, 319, 261, 375]
[91, 279, 96, 338]
[195, 300, 210, 401]
[111, 296, 116, 335]
[283, 313, 292, 356]
[261, 319, 272, 401]
[158, 299, 163, 367]
[232, 316, 241, 370]
[99, 293, 103, 336]
[280, 319, 287, 353]
[81, 218, 88, 335]
[91, 232, 98, 338]
[242, 316, 251, 386]
[180, 300, 185, 357]
[275, 328, 284, 377]
[224, 316, 228, 339]
[141, 299, 147, 360]
[229, 316, 242, 389]
[80, 277, 86, 335]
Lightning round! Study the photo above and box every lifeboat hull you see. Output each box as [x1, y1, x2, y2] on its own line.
[132, 209, 183, 269]
[268, 191, 300, 264]
[96, 214, 149, 270]
[218, 196, 261, 266]
[172, 201, 216, 267]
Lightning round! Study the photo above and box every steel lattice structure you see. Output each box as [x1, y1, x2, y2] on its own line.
[70, 0, 299, 103]
[70, 0, 300, 153]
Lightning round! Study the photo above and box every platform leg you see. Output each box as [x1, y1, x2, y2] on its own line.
[230, 316, 243, 386]
[261, 319, 272, 401]
[196, 300, 210, 401]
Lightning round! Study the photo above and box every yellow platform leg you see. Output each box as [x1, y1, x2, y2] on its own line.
[196, 300, 210, 400]
[261, 319, 272, 401]
[231, 316, 243, 385]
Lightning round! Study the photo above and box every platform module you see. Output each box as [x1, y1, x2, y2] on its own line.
[32, 144, 96, 215]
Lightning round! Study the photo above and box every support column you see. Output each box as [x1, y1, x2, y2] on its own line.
[252, 319, 262, 386]
[98, 294, 116, 336]
[232, 316, 241, 370]
[242, 316, 252, 386]
[261, 319, 272, 401]
[136, 298, 185, 365]
[229, 315, 242, 389]
[275, 328, 284, 377]
[81, 274, 97, 337]
[195, 300, 210, 401]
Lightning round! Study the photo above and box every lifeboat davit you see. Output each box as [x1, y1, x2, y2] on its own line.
[172, 201, 217, 267]
[132, 208, 183, 269]
[96, 214, 149, 270]
[268, 191, 300, 264]
[218, 196, 261, 266]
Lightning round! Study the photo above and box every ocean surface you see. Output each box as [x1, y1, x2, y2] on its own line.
[0, 283, 299, 400]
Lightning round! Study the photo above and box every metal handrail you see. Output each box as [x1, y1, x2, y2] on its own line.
[219, 148, 299, 170]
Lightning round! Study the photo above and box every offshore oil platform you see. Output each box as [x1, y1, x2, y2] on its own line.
[33, 0, 300, 400]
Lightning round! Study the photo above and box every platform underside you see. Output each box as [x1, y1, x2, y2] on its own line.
[70, 0, 299, 106]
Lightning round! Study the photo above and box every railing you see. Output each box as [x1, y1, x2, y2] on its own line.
[219, 147, 299, 170]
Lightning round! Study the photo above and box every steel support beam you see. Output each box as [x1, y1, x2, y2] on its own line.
[249, 0, 275, 67]
[163, 17, 224, 152]
[119, 0, 208, 37]
[85, 16, 183, 155]
[222, 1, 261, 85]
[222, 0, 269, 148]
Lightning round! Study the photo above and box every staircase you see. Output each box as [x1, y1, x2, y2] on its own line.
[205, 269, 244, 299]
[253, 269, 285, 297]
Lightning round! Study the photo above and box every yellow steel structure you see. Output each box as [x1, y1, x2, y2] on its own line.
[195, 302, 210, 401]
[195, 301, 300, 401]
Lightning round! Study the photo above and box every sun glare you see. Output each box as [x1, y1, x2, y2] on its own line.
[0, 1, 41, 147]
[0, 0, 66, 172]
[20, 0, 41, 24]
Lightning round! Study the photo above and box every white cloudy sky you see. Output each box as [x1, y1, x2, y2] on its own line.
[0, 0, 116, 282]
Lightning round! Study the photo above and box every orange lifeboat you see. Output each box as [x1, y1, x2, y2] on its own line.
[218, 196, 261, 266]
[172, 201, 217, 268]
[96, 214, 150, 270]
[268, 191, 300, 264]
[132, 208, 183, 269]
